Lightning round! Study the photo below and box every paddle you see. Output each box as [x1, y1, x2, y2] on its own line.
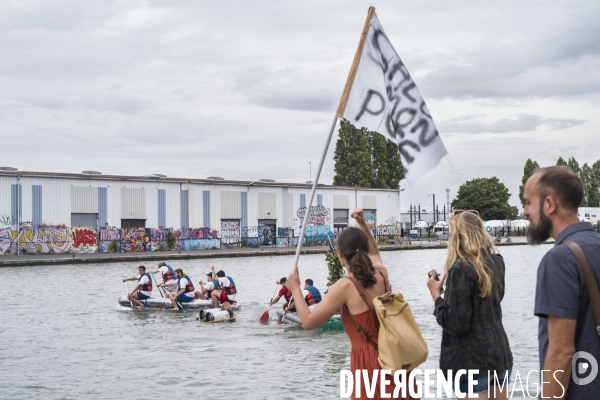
[166, 289, 190, 313]
[124, 282, 135, 311]
[259, 284, 279, 323]
[151, 274, 164, 298]
[279, 294, 294, 325]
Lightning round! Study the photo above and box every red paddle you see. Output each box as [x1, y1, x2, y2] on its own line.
[259, 284, 279, 323]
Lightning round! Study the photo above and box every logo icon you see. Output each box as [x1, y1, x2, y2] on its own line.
[572, 351, 598, 385]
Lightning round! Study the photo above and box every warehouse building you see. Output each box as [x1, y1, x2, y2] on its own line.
[0, 168, 401, 255]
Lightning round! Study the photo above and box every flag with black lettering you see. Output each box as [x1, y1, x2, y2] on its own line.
[336, 7, 448, 185]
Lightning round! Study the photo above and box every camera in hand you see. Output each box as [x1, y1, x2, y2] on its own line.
[428, 269, 444, 295]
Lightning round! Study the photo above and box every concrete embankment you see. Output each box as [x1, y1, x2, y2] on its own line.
[0, 237, 537, 267]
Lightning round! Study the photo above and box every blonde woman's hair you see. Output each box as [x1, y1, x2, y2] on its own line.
[445, 211, 498, 297]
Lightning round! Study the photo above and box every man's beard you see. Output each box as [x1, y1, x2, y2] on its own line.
[527, 205, 552, 245]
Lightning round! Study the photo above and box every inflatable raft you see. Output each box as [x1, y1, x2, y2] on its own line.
[275, 310, 344, 331]
[116, 295, 241, 311]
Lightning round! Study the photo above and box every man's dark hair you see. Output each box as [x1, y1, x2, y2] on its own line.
[280, 277, 287, 284]
[138, 265, 146, 271]
[175, 268, 184, 274]
[536, 166, 583, 211]
[216, 270, 226, 278]
[305, 279, 314, 286]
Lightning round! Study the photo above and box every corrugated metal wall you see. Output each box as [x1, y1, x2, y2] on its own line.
[11, 184, 22, 229]
[241, 191, 248, 229]
[71, 186, 98, 213]
[98, 187, 108, 228]
[180, 189, 189, 230]
[257, 192, 277, 219]
[317, 194, 323, 207]
[221, 191, 241, 219]
[157, 189, 166, 228]
[121, 188, 146, 219]
[32, 185, 42, 226]
[202, 190, 210, 228]
[333, 194, 349, 209]
[362, 195, 377, 209]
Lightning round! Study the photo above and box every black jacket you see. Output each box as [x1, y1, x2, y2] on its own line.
[434, 254, 513, 377]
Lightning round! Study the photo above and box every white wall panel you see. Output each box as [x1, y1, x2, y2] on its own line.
[121, 188, 146, 219]
[221, 191, 241, 219]
[71, 186, 98, 213]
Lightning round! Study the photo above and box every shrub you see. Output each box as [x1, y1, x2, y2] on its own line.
[108, 241, 119, 253]
[166, 232, 177, 250]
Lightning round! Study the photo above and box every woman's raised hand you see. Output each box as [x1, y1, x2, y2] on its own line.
[351, 209, 364, 223]
[286, 266, 301, 292]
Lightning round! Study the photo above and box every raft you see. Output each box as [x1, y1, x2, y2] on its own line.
[116, 295, 241, 311]
[275, 310, 344, 331]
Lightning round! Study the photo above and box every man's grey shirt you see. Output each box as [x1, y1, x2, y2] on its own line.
[535, 222, 600, 398]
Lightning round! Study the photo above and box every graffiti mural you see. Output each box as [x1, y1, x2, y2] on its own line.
[297, 206, 332, 226]
[99, 228, 121, 241]
[0, 225, 73, 255]
[221, 220, 241, 245]
[188, 228, 219, 239]
[305, 225, 334, 244]
[181, 239, 221, 250]
[246, 237, 258, 248]
[364, 210, 377, 238]
[72, 228, 98, 253]
[258, 222, 276, 246]
[241, 226, 258, 238]
[276, 237, 299, 248]
[120, 228, 147, 252]
[333, 225, 348, 239]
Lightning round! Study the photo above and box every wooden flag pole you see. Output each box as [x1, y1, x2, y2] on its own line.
[292, 7, 376, 270]
[292, 115, 338, 269]
[336, 6, 376, 118]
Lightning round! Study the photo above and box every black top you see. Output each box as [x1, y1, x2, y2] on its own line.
[434, 254, 513, 377]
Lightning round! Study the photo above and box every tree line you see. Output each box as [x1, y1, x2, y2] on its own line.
[332, 120, 597, 222]
[519, 157, 600, 208]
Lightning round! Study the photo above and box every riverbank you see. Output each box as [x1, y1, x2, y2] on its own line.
[0, 236, 539, 266]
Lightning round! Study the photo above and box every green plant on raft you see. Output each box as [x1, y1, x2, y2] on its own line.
[166, 232, 177, 250]
[107, 240, 118, 253]
[325, 251, 344, 294]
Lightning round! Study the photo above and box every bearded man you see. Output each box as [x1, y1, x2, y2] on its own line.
[524, 165, 600, 399]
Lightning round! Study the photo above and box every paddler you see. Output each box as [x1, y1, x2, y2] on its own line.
[167, 268, 195, 310]
[122, 265, 153, 308]
[208, 266, 237, 308]
[149, 261, 177, 297]
[195, 271, 221, 300]
[286, 279, 322, 311]
[269, 277, 294, 311]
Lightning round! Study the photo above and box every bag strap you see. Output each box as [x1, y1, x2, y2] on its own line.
[342, 271, 389, 351]
[344, 304, 378, 350]
[563, 241, 600, 336]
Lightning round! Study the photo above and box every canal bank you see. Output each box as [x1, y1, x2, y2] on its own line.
[0, 236, 538, 266]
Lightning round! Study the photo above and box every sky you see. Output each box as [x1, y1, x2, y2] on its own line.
[1, 0, 599, 212]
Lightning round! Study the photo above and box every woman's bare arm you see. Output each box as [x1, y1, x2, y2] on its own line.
[351, 209, 384, 267]
[286, 266, 350, 330]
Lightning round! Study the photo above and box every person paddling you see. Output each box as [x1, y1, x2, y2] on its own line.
[209, 267, 237, 308]
[195, 271, 221, 300]
[167, 268, 195, 310]
[269, 277, 293, 310]
[122, 265, 153, 308]
[149, 261, 177, 297]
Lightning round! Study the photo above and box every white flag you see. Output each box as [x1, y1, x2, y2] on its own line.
[337, 8, 447, 185]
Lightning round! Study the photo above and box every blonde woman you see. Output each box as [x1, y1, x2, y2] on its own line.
[427, 210, 513, 399]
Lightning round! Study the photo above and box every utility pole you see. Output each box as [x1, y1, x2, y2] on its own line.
[418, 204, 421, 221]
[446, 189, 450, 216]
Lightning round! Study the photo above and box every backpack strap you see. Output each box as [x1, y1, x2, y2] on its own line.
[343, 273, 389, 351]
[563, 241, 600, 336]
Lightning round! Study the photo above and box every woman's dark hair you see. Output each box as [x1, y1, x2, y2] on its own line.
[337, 227, 376, 288]
[216, 270, 226, 278]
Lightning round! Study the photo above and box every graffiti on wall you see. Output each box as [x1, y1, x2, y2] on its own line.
[99, 228, 121, 241]
[297, 206, 332, 226]
[241, 226, 258, 238]
[364, 210, 376, 238]
[0, 225, 73, 255]
[188, 228, 219, 239]
[120, 228, 147, 252]
[305, 225, 334, 243]
[182, 239, 220, 250]
[276, 237, 299, 247]
[72, 228, 98, 253]
[376, 224, 401, 237]
[221, 220, 241, 245]
[258, 222, 276, 246]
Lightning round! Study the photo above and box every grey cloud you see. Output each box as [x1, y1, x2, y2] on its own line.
[440, 114, 586, 134]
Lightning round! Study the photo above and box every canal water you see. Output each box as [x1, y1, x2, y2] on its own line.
[0, 245, 550, 399]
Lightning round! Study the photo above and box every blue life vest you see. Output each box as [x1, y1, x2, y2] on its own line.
[304, 285, 322, 305]
[224, 276, 237, 295]
[162, 265, 176, 282]
[207, 279, 220, 296]
[178, 274, 195, 293]
[138, 273, 152, 292]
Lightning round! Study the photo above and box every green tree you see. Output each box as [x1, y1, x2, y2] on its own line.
[333, 119, 404, 188]
[592, 160, 600, 207]
[518, 158, 540, 207]
[567, 157, 581, 177]
[451, 177, 517, 221]
[333, 120, 373, 187]
[556, 157, 568, 166]
[582, 162, 600, 207]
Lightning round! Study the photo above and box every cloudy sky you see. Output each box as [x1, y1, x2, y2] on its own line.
[2, 0, 599, 211]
